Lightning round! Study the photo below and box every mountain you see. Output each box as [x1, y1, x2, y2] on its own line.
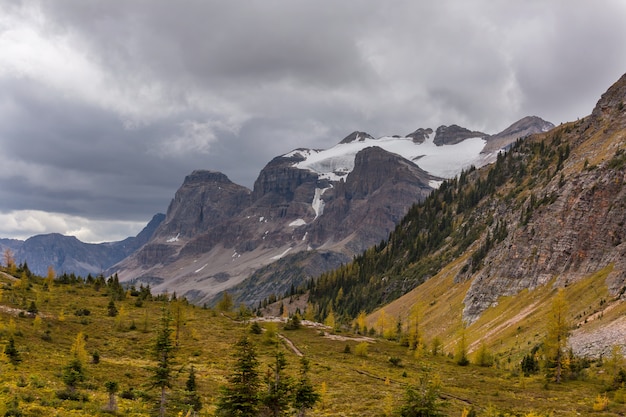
[112, 116, 553, 306]
[9, 213, 164, 277]
[307, 73, 626, 357]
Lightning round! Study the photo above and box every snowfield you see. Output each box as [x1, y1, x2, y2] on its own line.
[288, 133, 487, 182]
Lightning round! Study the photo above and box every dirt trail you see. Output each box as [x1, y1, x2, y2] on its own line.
[278, 334, 303, 357]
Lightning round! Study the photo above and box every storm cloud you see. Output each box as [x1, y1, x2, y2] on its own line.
[1, 0, 625, 242]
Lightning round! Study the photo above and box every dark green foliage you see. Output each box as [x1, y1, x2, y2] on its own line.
[183, 365, 202, 413]
[27, 301, 38, 314]
[389, 356, 403, 367]
[4, 337, 21, 365]
[215, 335, 261, 417]
[107, 274, 126, 301]
[107, 300, 118, 317]
[104, 381, 118, 412]
[261, 351, 293, 417]
[613, 368, 626, 390]
[148, 309, 176, 417]
[293, 356, 320, 417]
[395, 373, 445, 417]
[284, 313, 302, 330]
[250, 321, 263, 335]
[62, 358, 85, 394]
[4, 397, 23, 417]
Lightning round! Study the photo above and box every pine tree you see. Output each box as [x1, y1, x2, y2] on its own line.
[149, 309, 176, 417]
[293, 356, 320, 417]
[107, 300, 118, 317]
[396, 372, 445, 417]
[261, 351, 293, 417]
[215, 335, 261, 417]
[62, 358, 85, 396]
[104, 381, 118, 412]
[183, 365, 202, 415]
[4, 337, 21, 365]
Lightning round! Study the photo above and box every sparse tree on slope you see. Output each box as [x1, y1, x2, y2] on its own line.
[149, 308, 176, 417]
[215, 335, 261, 417]
[543, 289, 569, 383]
[293, 356, 320, 417]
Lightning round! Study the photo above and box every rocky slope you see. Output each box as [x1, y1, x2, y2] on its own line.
[359, 73, 626, 357]
[463, 74, 626, 324]
[113, 117, 552, 306]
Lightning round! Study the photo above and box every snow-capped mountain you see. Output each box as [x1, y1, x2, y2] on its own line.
[111, 117, 553, 306]
[288, 129, 488, 183]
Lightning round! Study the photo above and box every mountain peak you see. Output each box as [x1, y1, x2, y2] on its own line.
[433, 124, 487, 146]
[183, 170, 233, 185]
[339, 131, 375, 144]
[405, 128, 434, 144]
[592, 72, 626, 120]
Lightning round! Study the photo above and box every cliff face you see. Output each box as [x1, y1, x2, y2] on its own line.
[107, 111, 556, 307]
[462, 73, 626, 326]
[113, 144, 437, 305]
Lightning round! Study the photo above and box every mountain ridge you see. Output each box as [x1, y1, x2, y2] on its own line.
[111, 116, 553, 306]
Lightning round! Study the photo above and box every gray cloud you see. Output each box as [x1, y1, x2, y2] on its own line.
[1, 0, 625, 242]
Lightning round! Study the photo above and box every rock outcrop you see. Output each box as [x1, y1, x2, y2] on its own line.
[462, 73, 626, 329]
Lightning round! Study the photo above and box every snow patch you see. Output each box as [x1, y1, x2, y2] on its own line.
[271, 247, 292, 260]
[166, 233, 180, 243]
[429, 180, 444, 189]
[259, 216, 264, 222]
[312, 187, 330, 219]
[289, 219, 307, 227]
[194, 264, 208, 273]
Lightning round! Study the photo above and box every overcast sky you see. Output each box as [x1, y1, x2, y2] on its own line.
[1, 1, 626, 243]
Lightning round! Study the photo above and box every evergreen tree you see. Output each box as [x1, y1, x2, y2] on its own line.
[215, 335, 261, 417]
[107, 300, 118, 317]
[62, 358, 85, 396]
[293, 356, 320, 417]
[149, 309, 176, 417]
[4, 337, 21, 365]
[183, 365, 202, 415]
[395, 373, 445, 417]
[104, 381, 118, 412]
[261, 351, 292, 417]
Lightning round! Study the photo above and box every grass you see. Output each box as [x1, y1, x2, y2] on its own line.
[0, 269, 625, 416]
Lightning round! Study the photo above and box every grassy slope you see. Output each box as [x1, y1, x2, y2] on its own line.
[0, 271, 625, 416]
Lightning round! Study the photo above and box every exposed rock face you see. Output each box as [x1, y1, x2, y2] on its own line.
[434, 124, 487, 146]
[481, 116, 555, 154]
[308, 147, 433, 253]
[155, 170, 250, 239]
[113, 145, 436, 306]
[405, 128, 433, 143]
[339, 131, 375, 144]
[463, 73, 626, 330]
[106, 114, 558, 306]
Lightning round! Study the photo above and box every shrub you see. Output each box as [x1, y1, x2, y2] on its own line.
[389, 356, 402, 367]
[250, 322, 263, 334]
[354, 342, 369, 357]
[592, 394, 608, 411]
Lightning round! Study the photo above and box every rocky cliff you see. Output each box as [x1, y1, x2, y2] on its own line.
[463, 74, 626, 325]
[111, 115, 553, 306]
